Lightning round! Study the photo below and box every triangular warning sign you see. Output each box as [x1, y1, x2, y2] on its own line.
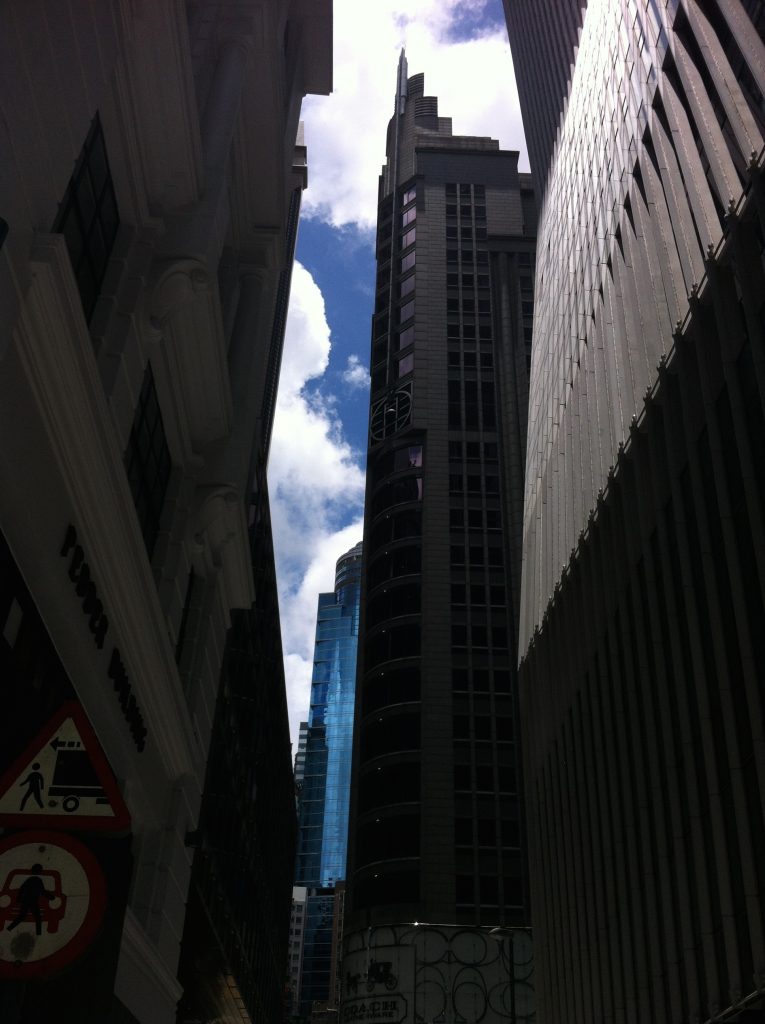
[0, 702, 130, 833]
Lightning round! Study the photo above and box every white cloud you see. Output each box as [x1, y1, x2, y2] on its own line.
[269, 263, 366, 746]
[341, 354, 371, 390]
[301, 0, 528, 230]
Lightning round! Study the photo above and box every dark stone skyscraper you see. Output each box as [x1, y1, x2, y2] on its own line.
[342, 55, 535, 1024]
[505, 1, 765, 1020]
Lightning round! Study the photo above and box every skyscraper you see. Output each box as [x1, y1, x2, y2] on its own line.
[342, 56, 535, 1024]
[295, 542, 363, 1018]
[505, 1, 765, 1020]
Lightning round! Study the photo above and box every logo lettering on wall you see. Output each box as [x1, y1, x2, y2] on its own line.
[60, 525, 147, 753]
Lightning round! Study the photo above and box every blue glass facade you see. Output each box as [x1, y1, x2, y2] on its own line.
[295, 542, 362, 1016]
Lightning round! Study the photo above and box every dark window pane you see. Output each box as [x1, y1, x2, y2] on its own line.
[123, 363, 172, 558]
[53, 115, 120, 323]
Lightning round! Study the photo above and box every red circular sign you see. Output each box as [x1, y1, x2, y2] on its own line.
[0, 830, 106, 978]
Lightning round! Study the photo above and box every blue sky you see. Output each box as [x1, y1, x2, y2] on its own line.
[267, 0, 529, 746]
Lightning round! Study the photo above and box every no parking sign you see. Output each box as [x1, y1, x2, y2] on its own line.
[0, 830, 106, 979]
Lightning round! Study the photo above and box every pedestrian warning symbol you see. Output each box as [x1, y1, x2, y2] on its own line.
[0, 830, 106, 979]
[0, 702, 130, 833]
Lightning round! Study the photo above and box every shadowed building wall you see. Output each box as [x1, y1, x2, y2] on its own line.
[505, 1, 765, 1020]
[342, 55, 536, 1024]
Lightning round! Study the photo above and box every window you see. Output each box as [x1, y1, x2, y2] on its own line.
[401, 227, 416, 249]
[450, 545, 465, 566]
[402, 207, 416, 227]
[447, 249, 458, 265]
[399, 300, 415, 323]
[54, 114, 120, 323]
[455, 818, 472, 844]
[446, 203, 457, 217]
[402, 184, 417, 206]
[362, 666, 421, 715]
[452, 668, 469, 691]
[393, 445, 422, 470]
[401, 251, 416, 273]
[446, 226, 458, 239]
[398, 325, 415, 350]
[175, 568, 196, 666]
[451, 624, 468, 648]
[397, 353, 414, 378]
[124, 364, 171, 558]
[400, 275, 415, 297]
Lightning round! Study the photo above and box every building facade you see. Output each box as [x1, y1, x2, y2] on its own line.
[0, 1, 330, 1021]
[342, 57, 535, 1024]
[505, 1, 765, 1021]
[295, 543, 362, 1018]
[288, 887, 309, 1018]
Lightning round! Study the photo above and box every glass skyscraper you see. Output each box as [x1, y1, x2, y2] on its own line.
[295, 541, 362, 1017]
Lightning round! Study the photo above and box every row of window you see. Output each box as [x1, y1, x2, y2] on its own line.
[455, 816, 518, 847]
[451, 623, 509, 648]
[454, 762, 515, 793]
[358, 760, 420, 814]
[447, 296, 491, 314]
[453, 713, 513, 740]
[370, 475, 422, 517]
[365, 622, 421, 669]
[452, 667, 512, 693]
[448, 379, 497, 430]
[362, 665, 420, 716]
[369, 443, 423, 485]
[360, 711, 420, 763]
[449, 440, 497, 461]
[456, 875, 523, 907]
[446, 183, 485, 200]
[451, 582, 506, 606]
[447, 323, 493, 341]
[448, 473, 500, 495]
[447, 249, 489, 267]
[447, 224, 488, 241]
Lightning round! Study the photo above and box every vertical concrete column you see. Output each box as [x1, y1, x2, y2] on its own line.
[200, 37, 251, 172]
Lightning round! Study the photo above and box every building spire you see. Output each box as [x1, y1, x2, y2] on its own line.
[396, 48, 408, 115]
